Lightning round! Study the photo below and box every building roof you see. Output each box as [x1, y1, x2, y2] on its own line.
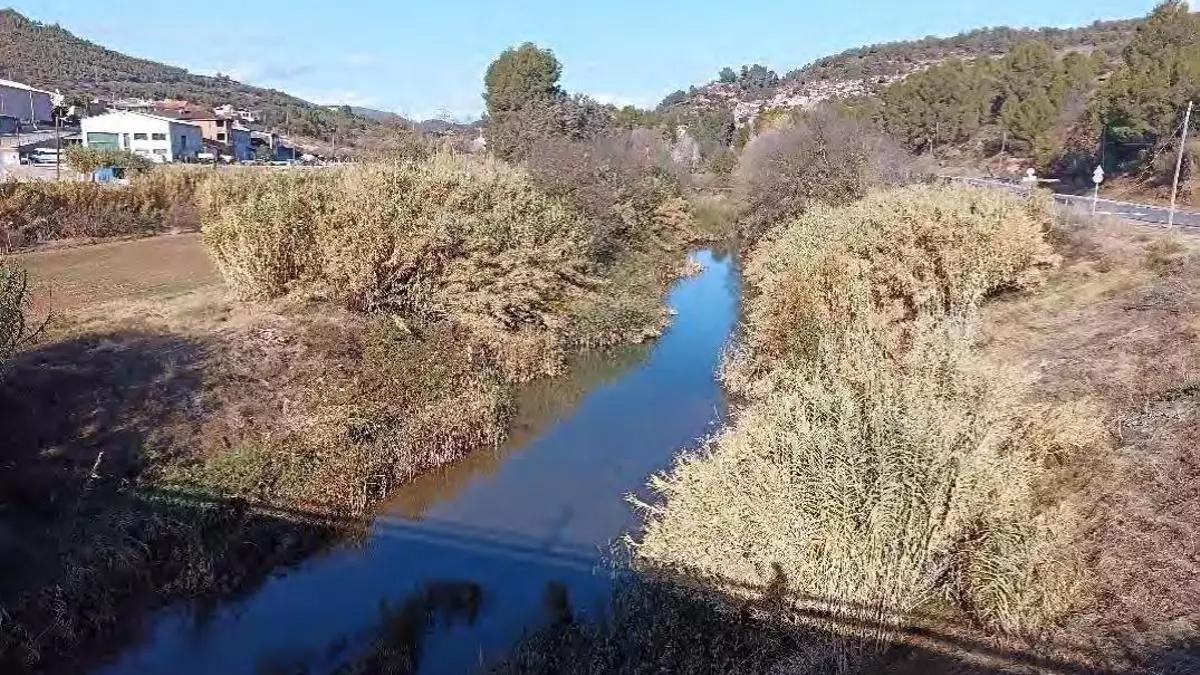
[85, 109, 202, 128]
[0, 78, 53, 95]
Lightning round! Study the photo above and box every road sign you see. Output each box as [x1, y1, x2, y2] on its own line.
[1092, 165, 1105, 184]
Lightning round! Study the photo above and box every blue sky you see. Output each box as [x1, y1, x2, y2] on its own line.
[6, 0, 1159, 120]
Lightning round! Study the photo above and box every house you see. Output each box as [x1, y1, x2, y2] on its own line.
[80, 110, 203, 163]
[0, 78, 54, 124]
[179, 114, 253, 161]
[250, 130, 295, 161]
[213, 104, 262, 124]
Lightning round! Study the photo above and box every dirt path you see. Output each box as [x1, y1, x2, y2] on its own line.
[13, 233, 223, 312]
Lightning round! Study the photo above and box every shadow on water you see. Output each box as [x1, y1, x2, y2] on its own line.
[85, 250, 743, 675]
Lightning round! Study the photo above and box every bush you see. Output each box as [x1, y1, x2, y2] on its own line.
[64, 146, 154, 176]
[734, 109, 914, 240]
[733, 184, 1059, 383]
[202, 154, 592, 333]
[0, 261, 40, 366]
[522, 130, 692, 259]
[638, 323, 1079, 658]
[0, 167, 205, 251]
[631, 185, 1082, 671]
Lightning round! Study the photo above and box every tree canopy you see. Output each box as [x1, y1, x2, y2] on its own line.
[483, 43, 565, 118]
[1096, 0, 1200, 146]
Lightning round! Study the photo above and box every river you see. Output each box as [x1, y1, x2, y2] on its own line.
[97, 249, 741, 674]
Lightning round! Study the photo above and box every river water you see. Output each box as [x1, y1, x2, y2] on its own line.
[98, 249, 740, 675]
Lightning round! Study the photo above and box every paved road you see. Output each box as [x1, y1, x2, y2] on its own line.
[948, 176, 1200, 228]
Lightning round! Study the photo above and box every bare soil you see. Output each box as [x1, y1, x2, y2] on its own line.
[14, 232, 221, 312]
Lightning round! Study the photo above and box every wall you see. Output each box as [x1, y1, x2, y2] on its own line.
[169, 121, 203, 161]
[0, 82, 53, 123]
[81, 112, 202, 162]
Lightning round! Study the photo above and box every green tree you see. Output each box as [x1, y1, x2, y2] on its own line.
[881, 58, 992, 152]
[738, 64, 780, 92]
[996, 42, 1067, 151]
[483, 43, 564, 117]
[64, 146, 152, 178]
[657, 90, 689, 110]
[1097, 1, 1200, 148]
[718, 67, 737, 84]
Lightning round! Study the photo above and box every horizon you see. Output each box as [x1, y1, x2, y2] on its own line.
[3, 0, 1161, 120]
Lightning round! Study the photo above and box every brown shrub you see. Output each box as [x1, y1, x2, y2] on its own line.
[201, 155, 592, 332]
[523, 130, 693, 259]
[202, 152, 699, 372]
[1144, 234, 1191, 274]
[734, 109, 915, 240]
[630, 184, 1087, 672]
[0, 261, 39, 366]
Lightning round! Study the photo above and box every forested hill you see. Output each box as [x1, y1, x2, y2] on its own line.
[786, 18, 1140, 85]
[660, 15, 1144, 124]
[0, 8, 371, 137]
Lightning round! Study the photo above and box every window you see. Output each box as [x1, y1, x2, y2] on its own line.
[217, 133, 226, 141]
[133, 133, 148, 140]
[153, 149, 167, 156]
[86, 132, 119, 150]
[151, 133, 166, 141]
[179, 136, 188, 149]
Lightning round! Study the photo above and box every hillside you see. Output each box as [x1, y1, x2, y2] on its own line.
[0, 8, 371, 138]
[664, 17, 1142, 127]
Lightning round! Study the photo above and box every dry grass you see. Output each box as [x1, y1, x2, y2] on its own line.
[977, 215, 1200, 673]
[618, 185, 1098, 673]
[201, 152, 699, 379]
[726, 184, 1060, 396]
[0, 166, 206, 252]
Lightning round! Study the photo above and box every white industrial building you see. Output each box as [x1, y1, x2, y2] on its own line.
[80, 110, 203, 163]
[0, 78, 54, 123]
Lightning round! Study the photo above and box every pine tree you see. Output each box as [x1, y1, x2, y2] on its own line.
[1098, 1, 1200, 145]
[996, 42, 1067, 150]
[483, 43, 564, 118]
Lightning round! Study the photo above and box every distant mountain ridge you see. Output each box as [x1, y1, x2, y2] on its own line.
[664, 16, 1145, 127]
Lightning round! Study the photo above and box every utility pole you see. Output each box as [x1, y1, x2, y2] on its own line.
[286, 109, 296, 162]
[55, 110, 61, 181]
[1169, 100, 1194, 228]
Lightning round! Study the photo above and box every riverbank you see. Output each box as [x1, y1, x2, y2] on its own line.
[499, 190, 1200, 674]
[94, 249, 739, 675]
[0, 149, 718, 672]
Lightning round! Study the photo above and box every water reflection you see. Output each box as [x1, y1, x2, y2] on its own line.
[385, 341, 653, 521]
[97, 250, 741, 675]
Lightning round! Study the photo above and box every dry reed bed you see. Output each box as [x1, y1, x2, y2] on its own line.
[629, 185, 1102, 672]
[163, 152, 699, 514]
[0, 167, 207, 252]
